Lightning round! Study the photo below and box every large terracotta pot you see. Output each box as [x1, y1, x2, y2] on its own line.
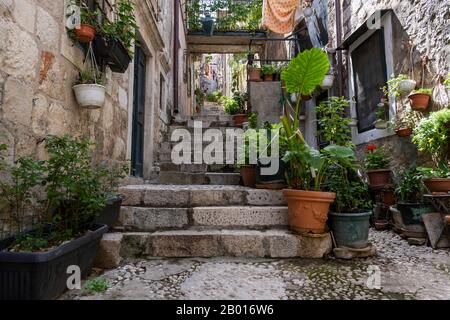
[233, 114, 248, 127]
[367, 169, 392, 187]
[409, 93, 431, 111]
[263, 74, 274, 81]
[248, 68, 262, 82]
[396, 128, 413, 137]
[283, 189, 336, 234]
[74, 24, 96, 43]
[240, 165, 256, 188]
[423, 178, 450, 193]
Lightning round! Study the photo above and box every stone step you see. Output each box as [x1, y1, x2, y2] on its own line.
[118, 206, 289, 232]
[119, 185, 287, 208]
[158, 163, 237, 173]
[158, 152, 236, 163]
[102, 230, 332, 260]
[167, 125, 240, 138]
[153, 172, 241, 185]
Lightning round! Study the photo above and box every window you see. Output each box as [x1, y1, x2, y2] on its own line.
[351, 29, 387, 133]
[348, 11, 395, 145]
[159, 74, 166, 111]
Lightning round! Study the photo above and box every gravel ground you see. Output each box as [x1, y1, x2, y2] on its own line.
[62, 230, 450, 300]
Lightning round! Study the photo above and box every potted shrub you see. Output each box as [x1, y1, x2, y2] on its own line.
[95, 0, 138, 73]
[394, 167, 434, 225]
[385, 74, 416, 97]
[364, 145, 392, 188]
[316, 97, 353, 147]
[0, 135, 108, 300]
[96, 163, 129, 228]
[256, 122, 286, 189]
[223, 92, 248, 126]
[261, 64, 277, 81]
[70, 2, 100, 43]
[280, 48, 355, 234]
[409, 88, 432, 111]
[72, 67, 106, 109]
[237, 113, 258, 188]
[391, 111, 421, 137]
[327, 166, 373, 249]
[248, 64, 262, 82]
[412, 108, 450, 192]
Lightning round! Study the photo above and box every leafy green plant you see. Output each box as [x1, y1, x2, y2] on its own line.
[83, 277, 109, 294]
[412, 108, 450, 166]
[248, 112, 258, 129]
[0, 157, 45, 235]
[412, 88, 433, 95]
[326, 167, 372, 213]
[74, 68, 105, 85]
[417, 162, 450, 179]
[206, 90, 222, 102]
[391, 111, 422, 131]
[222, 96, 241, 115]
[444, 73, 450, 89]
[281, 48, 330, 96]
[261, 64, 277, 75]
[316, 97, 353, 147]
[43, 135, 107, 238]
[383, 74, 410, 98]
[100, 0, 138, 56]
[364, 145, 390, 170]
[98, 162, 129, 197]
[395, 167, 425, 203]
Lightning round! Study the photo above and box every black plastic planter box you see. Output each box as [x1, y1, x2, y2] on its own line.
[93, 35, 131, 73]
[0, 224, 108, 300]
[95, 195, 124, 228]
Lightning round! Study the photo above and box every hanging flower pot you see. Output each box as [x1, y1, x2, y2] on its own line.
[74, 24, 96, 43]
[395, 128, 413, 137]
[301, 94, 313, 101]
[409, 91, 432, 111]
[73, 84, 106, 109]
[321, 74, 334, 90]
[374, 119, 388, 129]
[201, 14, 215, 36]
[398, 79, 417, 94]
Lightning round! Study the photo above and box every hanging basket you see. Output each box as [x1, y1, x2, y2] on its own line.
[74, 24, 96, 43]
[321, 75, 334, 90]
[73, 84, 106, 109]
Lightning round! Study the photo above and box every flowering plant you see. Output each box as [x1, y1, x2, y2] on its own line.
[364, 145, 390, 170]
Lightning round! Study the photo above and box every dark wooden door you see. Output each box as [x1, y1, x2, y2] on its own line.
[131, 45, 146, 177]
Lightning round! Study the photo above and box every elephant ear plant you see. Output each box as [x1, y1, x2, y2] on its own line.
[279, 48, 355, 234]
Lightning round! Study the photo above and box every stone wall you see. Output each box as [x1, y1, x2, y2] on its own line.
[327, 0, 450, 170]
[0, 0, 132, 164]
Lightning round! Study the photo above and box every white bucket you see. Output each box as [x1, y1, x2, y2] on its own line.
[73, 84, 106, 109]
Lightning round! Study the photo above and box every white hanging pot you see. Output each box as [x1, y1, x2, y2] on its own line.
[73, 84, 106, 109]
[291, 93, 298, 103]
[303, 6, 314, 17]
[321, 75, 334, 90]
[398, 79, 417, 94]
[374, 119, 388, 129]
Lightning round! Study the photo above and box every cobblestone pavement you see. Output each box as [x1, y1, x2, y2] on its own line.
[62, 230, 450, 300]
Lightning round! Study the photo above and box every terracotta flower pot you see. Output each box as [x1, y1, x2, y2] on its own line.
[263, 74, 274, 81]
[248, 68, 262, 82]
[240, 165, 257, 188]
[367, 169, 392, 187]
[423, 178, 450, 193]
[409, 93, 431, 111]
[233, 114, 248, 127]
[382, 189, 396, 206]
[396, 128, 413, 137]
[74, 24, 96, 43]
[283, 189, 336, 234]
[301, 94, 313, 101]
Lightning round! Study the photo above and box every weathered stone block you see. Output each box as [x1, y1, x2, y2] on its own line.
[192, 206, 288, 228]
[36, 7, 59, 52]
[119, 207, 189, 231]
[3, 78, 33, 128]
[221, 234, 266, 257]
[13, 0, 36, 33]
[246, 189, 287, 206]
[94, 233, 123, 269]
[0, 18, 39, 81]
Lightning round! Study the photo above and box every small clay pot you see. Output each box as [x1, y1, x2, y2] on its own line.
[395, 128, 413, 137]
[240, 165, 256, 188]
[263, 74, 274, 81]
[367, 169, 392, 188]
[409, 93, 431, 111]
[233, 114, 248, 127]
[423, 178, 450, 193]
[248, 68, 262, 82]
[74, 24, 96, 43]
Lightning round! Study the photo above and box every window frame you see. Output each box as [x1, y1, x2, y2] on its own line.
[348, 11, 395, 145]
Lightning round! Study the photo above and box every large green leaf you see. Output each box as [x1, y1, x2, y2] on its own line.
[281, 48, 330, 95]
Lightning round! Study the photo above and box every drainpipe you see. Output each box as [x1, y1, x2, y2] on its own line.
[173, 0, 180, 114]
[335, 0, 343, 97]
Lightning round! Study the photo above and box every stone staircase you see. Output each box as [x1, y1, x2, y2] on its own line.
[94, 105, 332, 269]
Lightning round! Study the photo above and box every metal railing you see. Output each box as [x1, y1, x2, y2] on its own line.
[185, 0, 263, 32]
